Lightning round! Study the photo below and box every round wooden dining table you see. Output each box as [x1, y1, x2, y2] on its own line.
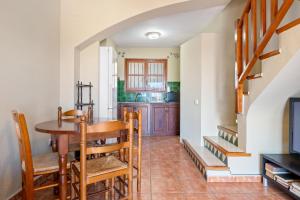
[35, 118, 121, 200]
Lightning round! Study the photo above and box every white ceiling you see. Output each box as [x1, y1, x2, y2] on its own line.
[111, 5, 227, 48]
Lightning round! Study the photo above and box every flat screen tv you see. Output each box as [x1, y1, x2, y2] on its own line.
[289, 98, 300, 154]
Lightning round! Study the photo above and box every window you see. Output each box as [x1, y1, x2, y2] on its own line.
[125, 59, 167, 92]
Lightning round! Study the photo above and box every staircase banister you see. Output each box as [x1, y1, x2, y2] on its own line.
[238, 0, 294, 84]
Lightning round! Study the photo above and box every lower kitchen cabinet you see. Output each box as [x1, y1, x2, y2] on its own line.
[166, 104, 180, 135]
[118, 103, 150, 136]
[151, 104, 167, 135]
[151, 103, 180, 136]
[118, 102, 180, 136]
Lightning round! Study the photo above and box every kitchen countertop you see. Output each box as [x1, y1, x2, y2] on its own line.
[118, 102, 179, 104]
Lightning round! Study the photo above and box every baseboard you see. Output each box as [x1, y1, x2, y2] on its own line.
[207, 175, 262, 182]
[8, 175, 46, 200]
[7, 188, 22, 200]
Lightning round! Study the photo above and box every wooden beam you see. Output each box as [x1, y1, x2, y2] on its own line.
[238, 0, 252, 27]
[251, 0, 257, 52]
[244, 13, 249, 65]
[271, 0, 278, 23]
[259, 49, 280, 60]
[261, 0, 267, 35]
[246, 73, 263, 80]
[236, 19, 243, 78]
[236, 83, 244, 113]
[276, 18, 300, 34]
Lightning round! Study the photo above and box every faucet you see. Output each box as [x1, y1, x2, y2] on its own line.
[135, 93, 142, 102]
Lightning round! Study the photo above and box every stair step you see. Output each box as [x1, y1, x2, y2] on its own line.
[183, 139, 229, 172]
[203, 136, 250, 157]
[217, 125, 237, 136]
[217, 125, 238, 146]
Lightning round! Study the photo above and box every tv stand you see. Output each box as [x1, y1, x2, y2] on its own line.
[262, 154, 300, 200]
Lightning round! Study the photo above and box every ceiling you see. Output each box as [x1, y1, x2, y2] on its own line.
[111, 5, 228, 48]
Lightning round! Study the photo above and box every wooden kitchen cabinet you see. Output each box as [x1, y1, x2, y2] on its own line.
[118, 102, 180, 136]
[118, 103, 150, 136]
[151, 103, 180, 136]
[166, 104, 180, 135]
[151, 104, 167, 135]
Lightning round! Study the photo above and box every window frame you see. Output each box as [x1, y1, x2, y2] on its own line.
[125, 58, 168, 92]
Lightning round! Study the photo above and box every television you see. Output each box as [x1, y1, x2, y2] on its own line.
[289, 98, 300, 154]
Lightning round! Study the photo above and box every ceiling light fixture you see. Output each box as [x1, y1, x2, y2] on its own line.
[145, 32, 161, 40]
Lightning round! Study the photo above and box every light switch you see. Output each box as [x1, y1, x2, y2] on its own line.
[194, 99, 199, 105]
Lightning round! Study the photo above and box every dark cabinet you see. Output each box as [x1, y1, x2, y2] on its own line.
[166, 104, 180, 135]
[118, 102, 180, 136]
[151, 103, 180, 136]
[151, 104, 167, 135]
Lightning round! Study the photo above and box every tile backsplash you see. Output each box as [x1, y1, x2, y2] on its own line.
[117, 80, 180, 102]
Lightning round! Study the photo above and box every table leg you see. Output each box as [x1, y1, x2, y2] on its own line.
[58, 134, 69, 200]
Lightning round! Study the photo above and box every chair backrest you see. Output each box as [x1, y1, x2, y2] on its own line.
[123, 108, 142, 137]
[11, 111, 34, 196]
[58, 106, 91, 123]
[79, 114, 134, 198]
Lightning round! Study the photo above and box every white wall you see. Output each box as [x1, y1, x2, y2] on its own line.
[117, 47, 180, 81]
[0, 0, 60, 198]
[79, 43, 99, 117]
[180, 35, 202, 144]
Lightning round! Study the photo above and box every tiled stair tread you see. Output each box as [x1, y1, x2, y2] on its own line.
[204, 136, 251, 157]
[217, 125, 238, 135]
[192, 144, 227, 168]
[183, 139, 228, 170]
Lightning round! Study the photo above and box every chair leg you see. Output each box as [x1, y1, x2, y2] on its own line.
[71, 166, 75, 200]
[53, 173, 59, 195]
[105, 179, 109, 200]
[127, 174, 132, 200]
[111, 178, 115, 200]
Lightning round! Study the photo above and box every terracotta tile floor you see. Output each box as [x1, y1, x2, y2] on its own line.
[34, 136, 293, 200]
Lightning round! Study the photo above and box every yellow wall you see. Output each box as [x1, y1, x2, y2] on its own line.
[117, 47, 180, 81]
[0, 0, 60, 198]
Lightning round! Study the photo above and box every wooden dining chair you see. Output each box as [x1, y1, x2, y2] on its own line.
[58, 106, 93, 123]
[122, 108, 142, 192]
[12, 111, 74, 199]
[52, 106, 94, 152]
[70, 115, 134, 200]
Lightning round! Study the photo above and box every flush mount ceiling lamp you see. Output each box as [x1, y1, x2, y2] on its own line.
[145, 32, 161, 40]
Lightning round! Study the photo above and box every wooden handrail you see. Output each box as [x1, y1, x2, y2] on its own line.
[235, 0, 294, 113]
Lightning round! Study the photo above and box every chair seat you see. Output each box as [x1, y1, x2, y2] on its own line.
[31, 152, 74, 174]
[74, 155, 127, 178]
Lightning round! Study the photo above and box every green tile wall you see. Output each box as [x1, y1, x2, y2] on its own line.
[117, 79, 180, 102]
